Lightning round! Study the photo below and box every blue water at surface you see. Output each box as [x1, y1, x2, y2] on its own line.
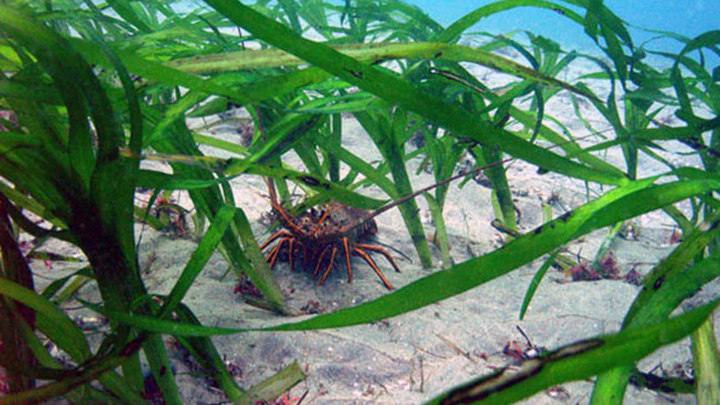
[406, 1, 719, 58]
[179, 1, 720, 66]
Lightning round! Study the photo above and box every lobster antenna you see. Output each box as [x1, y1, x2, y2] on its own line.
[332, 131, 610, 237]
[334, 155, 511, 236]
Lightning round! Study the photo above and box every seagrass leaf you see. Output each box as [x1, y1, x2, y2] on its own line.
[69, 38, 253, 106]
[203, 0, 626, 187]
[126, 151, 388, 209]
[0, 276, 145, 400]
[0, 343, 132, 403]
[0, 5, 95, 188]
[81, 176, 720, 336]
[437, 0, 582, 43]
[232, 207, 288, 314]
[170, 304, 245, 402]
[136, 169, 240, 190]
[428, 299, 719, 404]
[592, 213, 720, 401]
[166, 42, 594, 98]
[0, 275, 90, 361]
[157, 205, 237, 319]
[241, 361, 306, 405]
[519, 249, 560, 320]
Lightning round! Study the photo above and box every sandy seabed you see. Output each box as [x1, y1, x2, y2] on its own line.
[32, 47, 720, 404]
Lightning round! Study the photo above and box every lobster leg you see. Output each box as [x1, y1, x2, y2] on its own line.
[288, 238, 295, 272]
[267, 237, 290, 269]
[318, 247, 338, 286]
[265, 241, 282, 268]
[270, 200, 306, 235]
[353, 248, 394, 290]
[259, 230, 294, 250]
[266, 178, 307, 236]
[355, 243, 402, 273]
[313, 246, 330, 278]
[343, 237, 353, 283]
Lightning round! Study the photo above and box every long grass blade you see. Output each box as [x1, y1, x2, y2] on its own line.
[203, 0, 628, 187]
[429, 299, 720, 404]
[83, 176, 720, 336]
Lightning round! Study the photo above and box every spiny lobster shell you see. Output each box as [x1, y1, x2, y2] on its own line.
[309, 202, 378, 243]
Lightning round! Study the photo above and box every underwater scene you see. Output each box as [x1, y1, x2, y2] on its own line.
[1, 0, 720, 403]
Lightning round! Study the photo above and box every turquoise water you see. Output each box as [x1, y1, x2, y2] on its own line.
[409, 1, 717, 37]
[407, 1, 719, 56]
[179, 1, 719, 65]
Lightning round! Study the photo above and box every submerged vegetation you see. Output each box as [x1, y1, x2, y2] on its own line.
[0, 0, 719, 403]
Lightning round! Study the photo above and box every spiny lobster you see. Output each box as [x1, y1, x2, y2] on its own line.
[259, 179, 401, 289]
[258, 153, 512, 290]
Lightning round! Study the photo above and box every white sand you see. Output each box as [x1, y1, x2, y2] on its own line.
[31, 46, 719, 404]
